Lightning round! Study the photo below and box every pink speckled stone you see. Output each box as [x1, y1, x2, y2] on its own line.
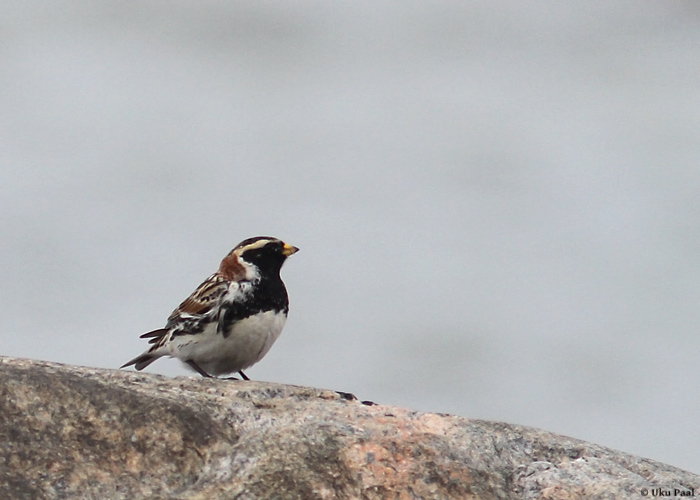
[0, 357, 696, 499]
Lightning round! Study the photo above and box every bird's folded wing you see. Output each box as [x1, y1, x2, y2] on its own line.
[168, 274, 230, 321]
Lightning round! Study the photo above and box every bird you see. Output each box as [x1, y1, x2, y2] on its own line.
[121, 236, 299, 379]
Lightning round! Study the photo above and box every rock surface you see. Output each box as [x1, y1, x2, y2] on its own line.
[0, 357, 697, 499]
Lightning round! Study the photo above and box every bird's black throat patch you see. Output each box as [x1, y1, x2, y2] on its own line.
[217, 275, 289, 338]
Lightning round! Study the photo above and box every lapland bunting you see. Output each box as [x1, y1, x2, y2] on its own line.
[121, 236, 298, 379]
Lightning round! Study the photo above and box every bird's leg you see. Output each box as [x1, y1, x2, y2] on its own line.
[186, 360, 213, 378]
[238, 371, 250, 381]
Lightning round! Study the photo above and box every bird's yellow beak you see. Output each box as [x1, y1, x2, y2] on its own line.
[282, 243, 299, 256]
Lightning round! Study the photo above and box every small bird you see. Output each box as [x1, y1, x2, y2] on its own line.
[121, 236, 298, 379]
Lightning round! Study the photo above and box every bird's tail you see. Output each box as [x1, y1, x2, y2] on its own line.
[121, 328, 169, 371]
[120, 352, 161, 371]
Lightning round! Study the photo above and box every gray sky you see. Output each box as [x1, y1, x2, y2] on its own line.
[2, 1, 700, 473]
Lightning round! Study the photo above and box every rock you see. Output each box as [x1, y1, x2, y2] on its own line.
[0, 357, 696, 499]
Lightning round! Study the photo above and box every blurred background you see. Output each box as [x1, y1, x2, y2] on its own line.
[2, 1, 700, 473]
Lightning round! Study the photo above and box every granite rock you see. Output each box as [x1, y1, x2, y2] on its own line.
[0, 356, 697, 499]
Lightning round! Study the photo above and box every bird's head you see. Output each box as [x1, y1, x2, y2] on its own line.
[220, 236, 298, 281]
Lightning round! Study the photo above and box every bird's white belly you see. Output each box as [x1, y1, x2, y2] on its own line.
[170, 310, 287, 376]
